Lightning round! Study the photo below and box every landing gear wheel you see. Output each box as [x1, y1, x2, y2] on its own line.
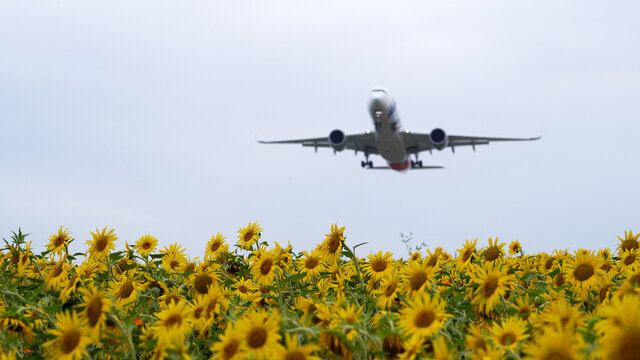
[361, 161, 367, 168]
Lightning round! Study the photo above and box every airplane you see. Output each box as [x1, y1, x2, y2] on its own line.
[258, 87, 540, 172]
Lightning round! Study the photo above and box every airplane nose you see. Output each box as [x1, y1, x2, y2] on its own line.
[368, 91, 387, 113]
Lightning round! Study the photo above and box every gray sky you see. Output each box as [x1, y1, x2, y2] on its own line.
[1, 1, 638, 258]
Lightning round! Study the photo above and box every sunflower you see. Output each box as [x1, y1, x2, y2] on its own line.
[362, 251, 394, 281]
[456, 238, 478, 269]
[152, 301, 193, 345]
[398, 293, 450, 338]
[374, 272, 400, 309]
[46, 226, 72, 258]
[77, 260, 106, 280]
[509, 240, 522, 256]
[397, 334, 424, 360]
[470, 263, 513, 313]
[616, 229, 640, 255]
[161, 245, 187, 274]
[465, 323, 489, 353]
[237, 222, 262, 250]
[189, 267, 218, 297]
[109, 275, 142, 309]
[248, 249, 280, 286]
[205, 233, 227, 260]
[45, 256, 70, 291]
[594, 295, 640, 360]
[135, 234, 158, 257]
[158, 288, 187, 308]
[233, 277, 257, 302]
[318, 331, 351, 360]
[59, 273, 80, 302]
[401, 260, 434, 296]
[278, 332, 321, 360]
[490, 317, 528, 350]
[44, 311, 92, 360]
[86, 226, 118, 260]
[274, 241, 293, 267]
[482, 237, 505, 262]
[235, 311, 284, 359]
[210, 325, 244, 360]
[319, 224, 345, 261]
[564, 250, 602, 300]
[78, 286, 112, 342]
[381, 333, 405, 359]
[0, 316, 34, 343]
[296, 249, 327, 281]
[523, 327, 584, 360]
[188, 297, 211, 335]
[618, 248, 639, 269]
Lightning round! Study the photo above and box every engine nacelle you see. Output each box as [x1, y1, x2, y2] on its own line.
[430, 128, 448, 150]
[329, 129, 347, 152]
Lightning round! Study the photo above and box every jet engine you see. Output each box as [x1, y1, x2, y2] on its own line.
[430, 128, 448, 150]
[329, 129, 347, 152]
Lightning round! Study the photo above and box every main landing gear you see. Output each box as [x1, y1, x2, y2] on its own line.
[411, 160, 423, 168]
[361, 153, 373, 168]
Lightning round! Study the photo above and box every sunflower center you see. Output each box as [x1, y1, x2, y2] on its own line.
[119, 281, 134, 299]
[238, 285, 248, 293]
[372, 259, 387, 272]
[573, 263, 594, 281]
[385, 281, 397, 297]
[615, 331, 640, 360]
[624, 253, 637, 266]
[622, 239, 638, 252]
[499, 333, 517, 346]
[545, 258, 554, 270]
[194, 307, 203, 319]
[260, 259, 273, 275]
[87, 297, 103, 327]
[223, 338, 239, 359]
[462, 249, 473, 262]
[426, 256, 438, 267]
[543, 350, 571, 360]
[141, 241, 152, 250]
[170, 260, 180, 269]
[410, 271, 427, 291]
[554, 272, 565, 286]
[247, 327, 268, 348]
[194, 274, 213, 294]
[328, 237, 340, 254]
[210, 242, 221, 252]
[54, 235, 66, 248]
[414, 309, 435, 328]
[285, 350, 306, 360]
[483, 277, 499, 298]
[382, 334, 404, 358]
[165, 313, 182, 327]
[61, 329, 81, 354]
[95, 237, 108, 251]
[51, 263, 64, 277]
[484, 247, 500, 261]
[305, 258, 319, 269]
[243, 231, 254, 243]
[475, 338, 487, 351]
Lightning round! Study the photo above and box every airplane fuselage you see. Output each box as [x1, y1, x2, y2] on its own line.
[368, 87, 411, 171]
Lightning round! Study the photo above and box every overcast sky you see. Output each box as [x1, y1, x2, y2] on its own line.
[1, 1, 638, 258]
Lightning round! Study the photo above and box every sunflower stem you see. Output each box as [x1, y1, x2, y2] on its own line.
[107, 312, 136, 360]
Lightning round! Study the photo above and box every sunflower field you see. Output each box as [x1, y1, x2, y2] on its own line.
[0, 224, 639, 360]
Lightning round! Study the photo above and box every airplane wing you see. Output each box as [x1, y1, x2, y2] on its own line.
[257, 132, 379, 154]
[402, 132, 541, 153]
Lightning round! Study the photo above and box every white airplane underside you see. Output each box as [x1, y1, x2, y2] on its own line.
[258, 87, 540, 172]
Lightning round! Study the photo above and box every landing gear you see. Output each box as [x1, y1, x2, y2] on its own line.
[411, 160, 423, 168]
[361, 153, 373, 168]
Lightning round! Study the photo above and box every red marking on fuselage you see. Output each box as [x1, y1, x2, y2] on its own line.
[388, 160, 410, 171]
